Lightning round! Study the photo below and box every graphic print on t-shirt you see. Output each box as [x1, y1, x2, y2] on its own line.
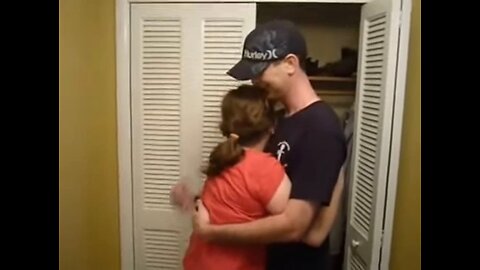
[276, 141, 290, 167]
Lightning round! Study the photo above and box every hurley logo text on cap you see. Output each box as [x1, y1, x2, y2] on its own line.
[243, 49, 279, 61]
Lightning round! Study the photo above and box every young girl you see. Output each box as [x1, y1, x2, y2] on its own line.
[177, 84, 290, 270]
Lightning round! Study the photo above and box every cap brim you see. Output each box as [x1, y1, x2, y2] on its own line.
[227, 59, 269, 81]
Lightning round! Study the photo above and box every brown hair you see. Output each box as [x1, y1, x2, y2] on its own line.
[203, 84, 275, 177]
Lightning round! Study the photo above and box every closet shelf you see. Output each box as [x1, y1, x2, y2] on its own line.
[316, 89, 355, 96]
[308, 76, 356, 82]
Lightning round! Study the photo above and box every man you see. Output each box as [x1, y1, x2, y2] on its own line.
[193, 20, 347, 270]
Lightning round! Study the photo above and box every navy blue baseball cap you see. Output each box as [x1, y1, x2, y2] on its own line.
[227, 20, 307, 81]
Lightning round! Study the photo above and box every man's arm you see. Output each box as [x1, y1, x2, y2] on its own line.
[302, 167, 345, 247]
[195, 198, 316, 244]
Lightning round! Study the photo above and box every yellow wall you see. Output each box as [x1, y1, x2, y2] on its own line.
[59, 0, 120, 269]
[390, 0, 421, 269]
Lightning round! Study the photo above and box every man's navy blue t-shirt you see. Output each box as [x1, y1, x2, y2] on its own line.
[265, 100, 347, 270]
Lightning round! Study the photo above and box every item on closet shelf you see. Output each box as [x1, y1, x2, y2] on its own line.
[315, 47, 358, 77]
[305, 56, 320, 76]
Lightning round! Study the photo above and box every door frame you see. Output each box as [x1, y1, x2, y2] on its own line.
[115, 0, 410, 269]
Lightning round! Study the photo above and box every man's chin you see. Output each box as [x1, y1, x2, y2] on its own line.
[268, 92, 283, 102]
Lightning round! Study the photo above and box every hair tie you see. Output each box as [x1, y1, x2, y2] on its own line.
[229, 133, 239, 140]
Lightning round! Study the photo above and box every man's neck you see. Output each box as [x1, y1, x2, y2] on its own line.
[282, 75, 321, 116]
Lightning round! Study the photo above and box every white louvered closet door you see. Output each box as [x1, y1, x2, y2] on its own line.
[344, 0, 403, 269]
[200, 18, 254, 182]
[131, 4, 255, 269]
